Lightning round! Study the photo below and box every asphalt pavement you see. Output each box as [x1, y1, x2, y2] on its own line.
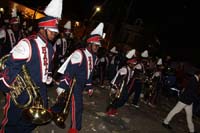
[0, 81, 200, 133]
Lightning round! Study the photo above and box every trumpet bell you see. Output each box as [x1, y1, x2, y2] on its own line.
[22, 107, 53, 125]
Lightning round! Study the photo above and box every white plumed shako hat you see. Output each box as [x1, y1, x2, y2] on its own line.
[126, 49, 136, 59]
[110, 46, 118, 54]
[38, 0, 63, 33]
[126, 49, 137, 64]
[157, 58, 162, 65]
[141, 50, 148, 58]
[64, 21, 71, 33]
[10, 8, 20, 24]
[87, 22, 104, 46]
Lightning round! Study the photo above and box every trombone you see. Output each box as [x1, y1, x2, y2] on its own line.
[52, 78, 76, 129]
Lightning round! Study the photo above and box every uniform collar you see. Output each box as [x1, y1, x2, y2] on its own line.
[37, 33, 48, 45]
[84, 48, 92, 56]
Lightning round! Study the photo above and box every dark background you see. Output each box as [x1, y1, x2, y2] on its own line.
[13, 0, 198, 66]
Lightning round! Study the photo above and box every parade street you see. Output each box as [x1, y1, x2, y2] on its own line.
[1, 81, 200, 133]
[0, 0, 197, 132]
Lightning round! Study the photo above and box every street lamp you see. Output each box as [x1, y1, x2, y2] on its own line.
[96, 7, 101, 12]
[89, 6, 101, 21]
[0, 8, 4, 13]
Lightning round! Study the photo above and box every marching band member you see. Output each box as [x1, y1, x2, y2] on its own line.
[51, 22, 104, 133]
[0, 0, 63, 132]
[106, 49, 137, 116]
[63, 20, 74, 56]
[0, 9, 22, 57]
[95, 47, 108, 86]
[107, 46, 119, 81]
[147, 58, 163, 107]
[53, 21, 72, 66]
[128, 50, 147, 108]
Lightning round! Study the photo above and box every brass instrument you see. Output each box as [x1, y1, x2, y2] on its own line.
[53, 78, 76, 129]
[109, 80, 125, 103]
[0, 54, 53, 124]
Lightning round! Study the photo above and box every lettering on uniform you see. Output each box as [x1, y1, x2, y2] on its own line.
[88, 56, 92, 73]
[42, 47, 48, 74]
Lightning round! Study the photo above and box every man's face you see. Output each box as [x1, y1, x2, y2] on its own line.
[129, 63, 136, 69]
[65, 32, 71, 38]
[91, 44, 100, 54]
[11, 24, 19, 31]
[142, 59, 149, 66]
[46, 29, 58, 41]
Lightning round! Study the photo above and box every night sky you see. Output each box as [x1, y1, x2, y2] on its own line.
[12, 0, 194, 44]
[32, 0, 193, 48]
[13, 0, 198, 66]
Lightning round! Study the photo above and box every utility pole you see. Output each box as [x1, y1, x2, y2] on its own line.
[89, 6, 101, 21]
[124, 0, 135, 23]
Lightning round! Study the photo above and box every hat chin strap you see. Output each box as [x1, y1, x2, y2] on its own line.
[86, 44, 94, 54]
[45, 29, 51, 42]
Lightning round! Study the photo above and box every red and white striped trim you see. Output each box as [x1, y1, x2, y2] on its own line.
[87, 36, 101, 43]
[0, 78, 11, 89]
[0, 94, 11, 133]
[10, 17, 20, 24]
[38, 19, 58, 28]
[71, 95, 76, 129]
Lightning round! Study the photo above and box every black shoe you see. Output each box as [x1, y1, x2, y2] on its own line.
[162, 122, 172, 129]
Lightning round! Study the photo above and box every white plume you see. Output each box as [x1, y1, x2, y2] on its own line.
[44, 0, 63, 19]
[90, 22, 104, 36]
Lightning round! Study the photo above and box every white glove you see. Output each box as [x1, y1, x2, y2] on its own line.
[46, 76, 53, 85]
[110, 88, 117, 94]
[56, 87, 65, 96]
[88, 89, 93, 96]
[61, 59, 65, 63]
